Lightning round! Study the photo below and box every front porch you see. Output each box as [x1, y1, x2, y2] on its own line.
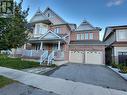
[11, 40, 66, 65]
[28, 40, 64, 52]
[12, 30, 69, 65]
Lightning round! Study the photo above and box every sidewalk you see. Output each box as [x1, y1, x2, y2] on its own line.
[0, 66, 127, 95]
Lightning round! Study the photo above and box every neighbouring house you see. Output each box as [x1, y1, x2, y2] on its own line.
[103, 25, 127, 65]
[14, 7, 106, 65]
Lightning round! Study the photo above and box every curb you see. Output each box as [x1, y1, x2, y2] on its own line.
[43, 64, 67, 76]
[107, 66, 127, 81]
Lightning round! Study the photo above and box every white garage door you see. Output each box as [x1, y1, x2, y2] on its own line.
[85, 51, 103, 65]
[69, 51, 84, 63]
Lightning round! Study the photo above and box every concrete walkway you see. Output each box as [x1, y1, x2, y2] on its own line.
[0, 67, 127, 95]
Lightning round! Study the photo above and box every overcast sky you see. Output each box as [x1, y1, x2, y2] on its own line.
[16, 0, 127, 40]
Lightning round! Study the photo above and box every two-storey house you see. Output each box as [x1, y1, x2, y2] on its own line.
[69, 20, 105, 64]
[103, 25, 127, 65]
[22, 7, 105, 65]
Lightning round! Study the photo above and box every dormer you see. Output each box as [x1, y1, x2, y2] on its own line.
[43, 7, 66, 25]
[71, 20, 101, 41]
[30, 8, 51, 25]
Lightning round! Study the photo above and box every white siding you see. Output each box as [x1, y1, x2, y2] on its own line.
[114, 47, 127, 56]
[116, 29, 127, 42]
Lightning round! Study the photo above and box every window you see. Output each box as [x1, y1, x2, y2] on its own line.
[118, 30, 127, 40]
[55, 27, 61, 33]
[77, 34, 80, 40]
[89, 33, 93, 39]
[77, 34, 84, 40]
[47, 13, 50, 17]
[85, 33, 88, 40]
[81, 34, 84, 40]
[36, 24, 40, 34]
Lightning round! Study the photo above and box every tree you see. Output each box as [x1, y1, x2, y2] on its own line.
[0, 0, 29, 50]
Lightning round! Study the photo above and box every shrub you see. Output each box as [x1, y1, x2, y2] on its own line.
[118, 64, 127, 73]
[111, 62, 118, 68]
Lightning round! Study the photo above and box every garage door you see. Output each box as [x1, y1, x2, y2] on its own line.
[85, 51, 103, 65]
[69, 51, 84, 63]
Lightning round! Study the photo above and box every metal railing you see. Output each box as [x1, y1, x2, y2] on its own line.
[54, 50, 64, 60]
[40, 50, 48, 65]
[48, 51, 55, 64]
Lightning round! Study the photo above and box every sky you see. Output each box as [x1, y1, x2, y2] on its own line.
[16, 0, 127, 40]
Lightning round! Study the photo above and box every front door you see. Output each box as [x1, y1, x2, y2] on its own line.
[48, 44, 52, 52]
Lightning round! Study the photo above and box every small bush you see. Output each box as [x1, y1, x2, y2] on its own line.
[111, 62, 118, 68]
[118, 64, 127, 73]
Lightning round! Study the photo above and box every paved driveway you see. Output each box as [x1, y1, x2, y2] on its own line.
[49, 64, 127, 91]
[0, 66, 127, 95]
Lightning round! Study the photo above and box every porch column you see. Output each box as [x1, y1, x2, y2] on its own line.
[40, 41, 43, 50]
[58, 41, 61, 50]
[24, 44, 26, 49]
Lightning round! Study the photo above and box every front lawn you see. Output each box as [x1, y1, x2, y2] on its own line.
[0, 76, 15, 88]
[0, 54, 40, 70]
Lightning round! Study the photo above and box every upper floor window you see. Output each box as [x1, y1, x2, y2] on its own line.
[77, 34, 84, 40]
[118, 30, 127, 40]
[47, 13, 50, 17]
[81, 34, 84, 40]
[35, 23, 48, 35]
[89, 33, 93, 39]
[85, 33, 89, 40]
[77, 34, 81, 40]
[46, 11, 54, 18]
[55, 27, 61, 34]
[36, 24, 40, 34]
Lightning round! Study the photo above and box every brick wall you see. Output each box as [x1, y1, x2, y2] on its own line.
[69, 45, 105, 64]
[49, 25, 70, 35]
[70, 31, 99, 41]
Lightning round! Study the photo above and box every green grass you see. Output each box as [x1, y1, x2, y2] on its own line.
[0, 76, 15, 88]
[0, 54, 40, 70]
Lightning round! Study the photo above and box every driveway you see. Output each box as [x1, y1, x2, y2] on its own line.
[0, 66, 127, 95]
[49, 64, 127, 91]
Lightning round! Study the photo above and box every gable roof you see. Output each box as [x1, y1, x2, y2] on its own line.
[30, 8, 50, 23]
[39, 30, 61, 40]
[76, 20, 101, 31]
[103, 25, 127, 41]
[43, 7, 67, 25]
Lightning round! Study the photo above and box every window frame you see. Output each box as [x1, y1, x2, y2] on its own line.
[80, 34, 84, 40]
[77, 34, 81, 40]
[55, 27, 61, 34]
[85, 33, 89, 40]
[89, 33, 93, 40]
[36, 24, 40, 34]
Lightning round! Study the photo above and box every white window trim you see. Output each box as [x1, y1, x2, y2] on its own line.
[89, 33, 93, 40]
[77, 34, 81, 40]
[81, 34, 84, 40]
[85, 33, 89, 40]
[55, 27, 61, 34]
